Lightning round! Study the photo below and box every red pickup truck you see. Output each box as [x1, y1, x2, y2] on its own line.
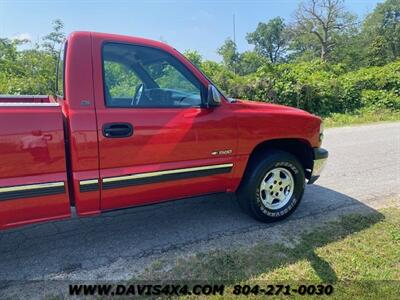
[0, 31, 328, 230]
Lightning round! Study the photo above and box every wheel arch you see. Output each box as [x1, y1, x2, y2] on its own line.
[239, 138, 314, 188]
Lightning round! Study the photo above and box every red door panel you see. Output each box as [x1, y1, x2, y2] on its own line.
[97, 108, 199, 169]
[95, 106, 236, 210]
[0, 105, 71, 230]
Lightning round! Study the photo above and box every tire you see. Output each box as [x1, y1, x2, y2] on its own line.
[237, 150, 305, 222]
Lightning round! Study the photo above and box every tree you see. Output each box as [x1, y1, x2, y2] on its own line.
[41, 19, 65, 59]
[328, 28, 364, 69]
[183, 50, 203, 68]
[238, 51, 268, 75]
[0, 39, 19, 93]
[217, 38, 240, 73]
[293, 0, 356, 61]
[0, 20, 66, 95]
[41, 19, 66, 94]
[362, 0, 400, 65]
[246, 17, 288, 63]
[0, 38, 55, 94]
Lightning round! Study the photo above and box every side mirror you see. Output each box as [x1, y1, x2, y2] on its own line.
[206, 85, 222, 107]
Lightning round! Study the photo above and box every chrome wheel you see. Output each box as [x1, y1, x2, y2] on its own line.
[259, 167, 294, 210]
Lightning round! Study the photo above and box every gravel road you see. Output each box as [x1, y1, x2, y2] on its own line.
[0, 122, 399, 286]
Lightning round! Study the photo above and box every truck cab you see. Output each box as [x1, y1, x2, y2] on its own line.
[0, 32, 327, 230]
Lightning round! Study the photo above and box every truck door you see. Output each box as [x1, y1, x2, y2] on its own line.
[92, 39, 237, 211]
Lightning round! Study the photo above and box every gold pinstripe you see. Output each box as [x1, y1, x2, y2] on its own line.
[79, 179, 99, 186]
[0, 181, 64, 193]
[102, 163, 234, 183]
[0, 164, 232, 194]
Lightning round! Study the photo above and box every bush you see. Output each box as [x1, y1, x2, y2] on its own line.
[198, 59, 400, 117]
[361, 90, 400, 111]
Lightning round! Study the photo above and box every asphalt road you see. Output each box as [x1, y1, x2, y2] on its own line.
[0, 122, 399, 285]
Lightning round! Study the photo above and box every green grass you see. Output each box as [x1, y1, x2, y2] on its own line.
[323, 109, 400, 127]
[138, 207, 400, 299]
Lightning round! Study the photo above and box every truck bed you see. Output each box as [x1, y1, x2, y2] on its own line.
[0, 95, 55, 103]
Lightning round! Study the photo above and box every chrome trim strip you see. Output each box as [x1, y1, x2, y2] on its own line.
[80, 179, 99, 186]
[103, 163, 234, 183]
[0, 103, 60, 107]
[79, 179, 99, 193]
[0, 181, 65, 193]
[0, 95, 49, 98]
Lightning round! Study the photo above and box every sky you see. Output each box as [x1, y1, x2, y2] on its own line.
[0, 0, 383, 61]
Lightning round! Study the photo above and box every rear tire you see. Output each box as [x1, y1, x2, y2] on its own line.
[237, 150, 305, 222]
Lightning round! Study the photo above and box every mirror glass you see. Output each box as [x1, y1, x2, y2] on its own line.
[208, 85, 221, 106]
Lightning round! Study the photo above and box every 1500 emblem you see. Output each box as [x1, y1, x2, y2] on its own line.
[211, 149, 232, 155]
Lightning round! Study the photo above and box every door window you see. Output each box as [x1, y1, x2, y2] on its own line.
[102, 43, 203, 108]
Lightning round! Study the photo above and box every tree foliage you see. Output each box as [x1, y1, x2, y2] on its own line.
[362, 0, 400, 65]
[0, 20, 65, 95]
[237, 51, 268, 75]
[196, 59, 400, 117]
[217, 38, 240, 73]
[246, 17, 288, 63]
[2, 1, 400, 119]
[182, 50, 203, 68]
[42, 19, 65, 59]
[292, 0, 356, 61]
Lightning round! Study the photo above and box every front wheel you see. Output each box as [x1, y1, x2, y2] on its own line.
[237, 150, 305, 222]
